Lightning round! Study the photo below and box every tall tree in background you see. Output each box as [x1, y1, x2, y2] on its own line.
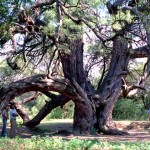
[0, 0, 150, 135]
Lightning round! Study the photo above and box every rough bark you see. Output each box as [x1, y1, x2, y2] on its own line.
[60, 38, 86, 89]
[71, 80, 95, 135]
[0, 74, 75, 111]
[60, 39, 95, 134]
[96, 36, 129, 134]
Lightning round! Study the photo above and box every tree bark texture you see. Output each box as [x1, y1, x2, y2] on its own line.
[61, 39, 95, 134]
[0, 74, 76, 110]
[96, 36, 130, 134]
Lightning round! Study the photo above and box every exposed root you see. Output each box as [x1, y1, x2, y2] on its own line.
[99, 128, 129, 135]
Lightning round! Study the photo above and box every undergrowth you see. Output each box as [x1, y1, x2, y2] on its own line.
[0, 136, 150, 150]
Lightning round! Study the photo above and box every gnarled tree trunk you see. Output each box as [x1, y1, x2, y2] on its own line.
[61, 39, 95, 134]
[96, 36, 129, 134]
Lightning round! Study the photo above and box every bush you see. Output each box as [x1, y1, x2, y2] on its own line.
[45, 101, 74, 119]
[23, 94, 74, 119]
[113, 98, 147, 120]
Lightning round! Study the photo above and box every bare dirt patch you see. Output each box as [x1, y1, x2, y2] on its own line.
[1, 119, 150, 142]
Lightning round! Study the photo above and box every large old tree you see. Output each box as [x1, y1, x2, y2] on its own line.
[0, 0, 150, 135]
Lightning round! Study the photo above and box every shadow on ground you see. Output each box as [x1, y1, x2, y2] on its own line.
[1, 120, 150, 142]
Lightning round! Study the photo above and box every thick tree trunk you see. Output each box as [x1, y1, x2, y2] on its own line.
[97, 91, 125, 135]
[96, 36, 129, 134]
[72, 81, 95, 135]
[60, 38, 86, 89]
[61, 39, 95, 134]
[73, 101, 94, 135]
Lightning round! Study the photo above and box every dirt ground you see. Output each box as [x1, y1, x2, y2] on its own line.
[1, 119, 150, 142]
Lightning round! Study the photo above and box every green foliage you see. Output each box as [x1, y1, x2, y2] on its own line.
[88, 0, 103, 8]
[127, 59, 147, 85]
[64, 0, 79, 5]
[0, 61, 12, 76]
[0, 61, 17, 86]
[113, 98, 147, 121]
[111, 10, 133, 31]
[22, 94, 74, 119]
[0, 0, 33, 36]
[43, 9, 56, 35]
[0, 137, 150, 150]
[23, 94, 48, 116]
[46, 101, 74, 119]
[43, 7, 83, 49]
[141, 91, 150, 109]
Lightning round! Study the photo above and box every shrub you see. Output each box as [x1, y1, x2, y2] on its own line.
[113, 98, 147, 120]
[45, 101, 74, 119]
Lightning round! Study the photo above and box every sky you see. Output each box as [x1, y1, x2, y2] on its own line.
[0, 33, 24, 63]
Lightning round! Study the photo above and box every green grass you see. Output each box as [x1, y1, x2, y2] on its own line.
[0, 137, 150, 150]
